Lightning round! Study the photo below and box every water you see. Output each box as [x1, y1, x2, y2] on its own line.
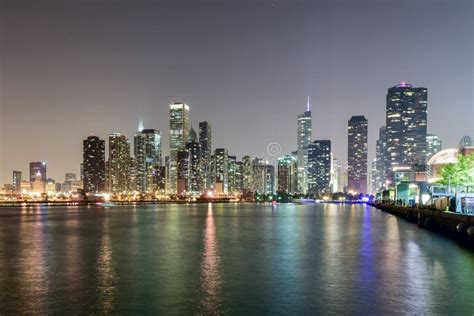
[0, 203, 473, 314]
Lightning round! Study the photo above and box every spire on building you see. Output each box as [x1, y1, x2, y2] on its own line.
[189, 126, 198, 142]
[307, 96, 310, 112]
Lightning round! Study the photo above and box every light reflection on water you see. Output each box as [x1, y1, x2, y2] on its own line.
[95, 218, 116, 314]
[198, 203, 224, 314]
[0, 203, 473, 314]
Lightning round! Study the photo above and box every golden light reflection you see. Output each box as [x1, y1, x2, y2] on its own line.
[65, 216, 81, 294]
[96, 221, 116, 314]
[198, 203, 224, 314]
[18, 211, 49, 313]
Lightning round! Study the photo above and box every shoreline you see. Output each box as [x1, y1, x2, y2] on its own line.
[370, 202, 474, 249]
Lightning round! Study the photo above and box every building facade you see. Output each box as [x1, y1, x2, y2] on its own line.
[214, 148, 228, 194]
[374, 126, 387, 192]
[12, 171, 22, 193]
[134, 129, 162, 193]
[347, 115, 368, 193]
[308, 140, 332, 196]
[386, 83, 428, 183]
[198, 121, 212, 193]
[426, 133, 442, 160]
[168, 102, 190, 194]
[296, 100, 312, 194]
[277, 155, 297, 194]
[107, 133, 131, 193]
[29, 161, 46, 182]
[83, 136, 106, 193]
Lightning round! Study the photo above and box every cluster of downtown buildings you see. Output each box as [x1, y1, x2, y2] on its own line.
[2, 82, 472, 200]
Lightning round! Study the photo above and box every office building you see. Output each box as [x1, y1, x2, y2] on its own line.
[134, 129, 162, 193]
[277, 155, 297, 194]
[308, 140, 332, 196]
[12, 171, 22, 193]
[83, 136, 106, 193]
[214, 148, 228, 194]
[386, 83, 428, 182]
[29, 161, 46, 182]
[168, 102, 190, 194]
[426, 134, 442, 160]
[348, 115, 368, 193]
[199, 121, 212, 193]
[107, 133, 131, 193]
[296, 98, 312, 194]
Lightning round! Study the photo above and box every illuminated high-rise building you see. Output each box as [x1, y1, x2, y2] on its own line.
[374, 126, 387, 192]
[242, 155, 253, 193]
[371, 160, 377, 194]
[296, 98, 312, 194]
[29, 161, 46, 182]
[134, 129, 162, 193]
[12, 171, 22, 193]
[264, 164, 275, 194]
[168, 102, 190, 194]
[227, 156, 238, 194]
[251, 157, 267, 194]
[107, 133, 131, 193]
[152, 166, 166, 193]
[308, 140, 331, 196]
[386, 83, 427, 182]
[348, 115, 368, 193]
[277, 155, 297, 194]
[32, 172, 45, 194]
[214, 148, 228, 194]
[186, 138, 200, 194]
[331, 158, 344, 193]
[177, 148, 189, 195]
[198, 121, 212, 192]
[426, 133, 442, 160]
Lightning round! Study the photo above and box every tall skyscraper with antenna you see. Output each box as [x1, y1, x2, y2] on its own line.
[296, 97, 312, 194]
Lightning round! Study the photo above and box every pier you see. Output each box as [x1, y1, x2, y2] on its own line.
[371, 202, 474, 248]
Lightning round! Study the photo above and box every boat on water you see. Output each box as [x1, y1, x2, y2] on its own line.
[97, 202, 117, 208]
[292, 198, 316, 205]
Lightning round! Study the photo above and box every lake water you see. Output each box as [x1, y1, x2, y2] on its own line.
[0, 203, 473, 314]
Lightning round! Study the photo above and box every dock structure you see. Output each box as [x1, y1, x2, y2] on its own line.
[371, 202, 474, 248]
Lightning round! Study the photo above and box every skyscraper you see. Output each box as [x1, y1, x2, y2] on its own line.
[296, 98, 312, 194]
[426, 133, 442, 160]
[264, 164, 275, 195]
[386, 83, 428, 182]
[347, 115, 368, 193]
[12, 171, 22, 193]
[177, 148, 189, 195]
[107, 133, 131, 193]
[83, 138, 106, 194]
[277, 155, 297, 194]
[227, 156, 238, 194]
[168, 102, 190, 194]
[251, 157, 267, 194]
[214, 148, 228, 194]
[134, 129, 162, 193]
[186, 138, 200, 194]
[374, 126, 387, 192]
[307, 140, 332, 196]
[242, 155, 253, 193]
[29, 161, 46, 182]
[198, 121, 212, 193]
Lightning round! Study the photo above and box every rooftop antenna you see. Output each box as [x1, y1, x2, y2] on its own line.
[306, 96, 311, 112]
[138, 117, 144, 132]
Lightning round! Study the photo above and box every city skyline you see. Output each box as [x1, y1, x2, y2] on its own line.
[1, 0, 473, 184]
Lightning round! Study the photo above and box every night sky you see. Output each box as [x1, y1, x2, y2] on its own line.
[1, 0, 473, 184]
